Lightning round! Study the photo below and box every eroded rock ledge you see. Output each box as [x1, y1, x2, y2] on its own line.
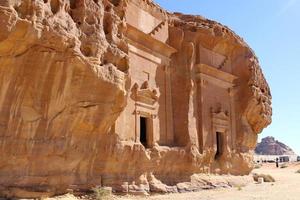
[0, 0, 271, 198]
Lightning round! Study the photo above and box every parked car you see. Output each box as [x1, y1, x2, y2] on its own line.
[279, 156, 289, 163]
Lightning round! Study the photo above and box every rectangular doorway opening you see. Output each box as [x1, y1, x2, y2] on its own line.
[140, 117, 148, 147]
[215, 132, 223, 160]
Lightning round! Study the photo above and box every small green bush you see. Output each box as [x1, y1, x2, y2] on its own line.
[92, 187, 112, 200]
[253, 173, 275, 182]
[236, 186, 243, 191]
[254, 164, 262, 169]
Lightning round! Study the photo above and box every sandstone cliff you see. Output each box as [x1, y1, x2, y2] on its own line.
[0, 0, 272, 198]
[255, 137, 295, 155]
[0, 0, 128, 197]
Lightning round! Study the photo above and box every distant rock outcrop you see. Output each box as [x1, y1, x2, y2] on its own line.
[255, 137, 295, 155]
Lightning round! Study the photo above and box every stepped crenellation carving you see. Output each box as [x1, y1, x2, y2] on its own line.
[129, 0, 167, 20]
[219, 57, 228, 69]
[148, 20, 166, 35]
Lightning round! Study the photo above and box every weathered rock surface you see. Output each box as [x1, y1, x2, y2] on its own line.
[255, 137, 295, 155]
[0, 0, 272, 198]
[0, 0, 128, 197]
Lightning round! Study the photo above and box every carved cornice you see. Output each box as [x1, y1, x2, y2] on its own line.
[134, 110, 157, 118]
[195, 63, 238, 89]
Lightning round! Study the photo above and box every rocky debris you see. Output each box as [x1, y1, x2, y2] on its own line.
[43, 174, 252, 199]
[255, 137, 295, 155]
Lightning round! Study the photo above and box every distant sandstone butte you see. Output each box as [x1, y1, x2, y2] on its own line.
[0, 0, 272, 198]
[255, 137, 295, 155]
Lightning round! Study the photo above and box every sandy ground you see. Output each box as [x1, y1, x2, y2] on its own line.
[49, 163, 300, 200]
[116, 163, 300, 200]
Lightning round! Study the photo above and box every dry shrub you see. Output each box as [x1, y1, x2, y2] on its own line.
[236, 186, 243, 191]
[92, 187, 112, 200]
[253, 173, 275, 182]
[254, 164, 262, 169]
[296, 169, 300, 173]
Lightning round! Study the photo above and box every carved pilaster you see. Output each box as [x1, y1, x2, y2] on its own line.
[164, 64, 174, 144]
[229, 87, 237, 150]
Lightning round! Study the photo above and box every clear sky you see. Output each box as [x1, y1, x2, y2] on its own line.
[155, 0, 300, 154]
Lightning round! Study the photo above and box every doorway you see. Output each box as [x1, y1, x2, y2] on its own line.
[215, 132, 223, 159]
[140, 117, 148, 147]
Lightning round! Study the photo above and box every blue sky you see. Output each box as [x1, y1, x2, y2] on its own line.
[155, 0, 300, 154]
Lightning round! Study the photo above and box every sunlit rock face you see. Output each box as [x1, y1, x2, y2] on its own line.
[0, 0, 271, 198]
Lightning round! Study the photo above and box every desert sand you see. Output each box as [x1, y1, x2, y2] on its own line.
[47, 163, 300, 200]
[122, 163, 300, 200]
